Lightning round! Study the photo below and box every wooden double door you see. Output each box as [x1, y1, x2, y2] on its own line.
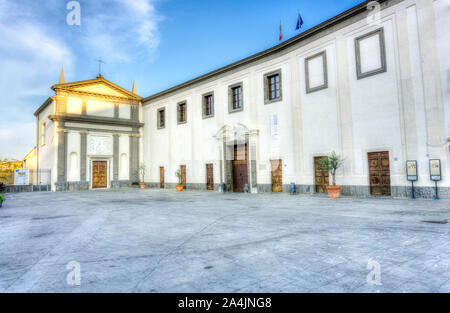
[271, 160, 283, 192]
[368, 151, 391, 196]
[92, 161, 108, 189]
[314, 156, 329, 193]
[232, 145, 248, 193]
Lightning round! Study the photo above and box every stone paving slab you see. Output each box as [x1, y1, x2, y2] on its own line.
[0, 189, 449, 293]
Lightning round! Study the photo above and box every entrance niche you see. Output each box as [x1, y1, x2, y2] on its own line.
[232, 144, 248, 192]
[214, 123, 259, 193]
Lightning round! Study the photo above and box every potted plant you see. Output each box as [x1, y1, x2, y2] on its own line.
[139, 164, 147, 189]
[319, 151, 345, 199]
[0, 194, 5, 208]
[175, 169, 184, 192]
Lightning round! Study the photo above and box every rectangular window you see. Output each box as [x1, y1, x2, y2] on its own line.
[268, 74, 280, 100]
[355, 28, 387, 79]
[264, 70, 282, 104]
[202, 93, 214, 118]
[232, 86, 242, 110]
[177, 102, 187, 124]
[157, 108, 165, 129]
[228, 82, 243, 113]
[40, 123, 46, 146]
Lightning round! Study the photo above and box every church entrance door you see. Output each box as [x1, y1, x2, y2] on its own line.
[92, 161, 108, 189]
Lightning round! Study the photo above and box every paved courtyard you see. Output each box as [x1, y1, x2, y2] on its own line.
[0, 189, 449, 293]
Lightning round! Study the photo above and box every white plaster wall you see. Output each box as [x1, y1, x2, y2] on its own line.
[66, 131, 80, 182]
[86, 100, 114, 118]
[37, 102, 56, 186]
[119, 103, 131, 119]
[299, 44, 340, 186]
[346, 20, 404, 187]
[433, 0, 450, 184]
[66, 97, 82, 115]
[255, 61, 296, 186]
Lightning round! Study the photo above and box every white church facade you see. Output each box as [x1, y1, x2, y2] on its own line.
[35, 0, 450, 198]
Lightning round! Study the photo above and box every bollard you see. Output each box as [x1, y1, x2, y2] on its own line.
[290, 183, 296, 195]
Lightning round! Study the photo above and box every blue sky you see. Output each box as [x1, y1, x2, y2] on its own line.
[0, 0, 362, 159]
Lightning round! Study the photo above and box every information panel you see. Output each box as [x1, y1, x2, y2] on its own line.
[429, 159, 441, 181]
[406, 160, 418, 182]
[14, 169, 29, 186]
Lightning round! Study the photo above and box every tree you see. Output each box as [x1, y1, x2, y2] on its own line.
[139, 164, 146, 183]
[319, 151, 345, 186]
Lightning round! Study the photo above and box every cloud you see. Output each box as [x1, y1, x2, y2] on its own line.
[0, 0, 165, 158]
[0, 0, 74, 159]
[78, 0, 164, 62]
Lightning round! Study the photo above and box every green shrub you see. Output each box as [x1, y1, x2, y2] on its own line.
[319, 151, 345, 186]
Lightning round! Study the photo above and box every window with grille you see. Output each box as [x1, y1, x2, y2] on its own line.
[203, 94, 214, 118]
[232, 86, 242, 110]
[157, 108, 165, 129]
[264, 69, 282, 104]
[177, 102, 187, 124]
[268, 74, 280, 100]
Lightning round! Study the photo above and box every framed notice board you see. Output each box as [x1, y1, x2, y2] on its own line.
[406, 160, 418, 182]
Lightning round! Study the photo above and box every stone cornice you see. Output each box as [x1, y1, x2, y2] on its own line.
[55, 88, 141, 103]
[49, 114, 144, 128]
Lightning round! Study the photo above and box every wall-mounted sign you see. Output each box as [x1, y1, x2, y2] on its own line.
[429, 159, 441, 181]
[406, 160, 418, 181]
[14, 169, 29, 186]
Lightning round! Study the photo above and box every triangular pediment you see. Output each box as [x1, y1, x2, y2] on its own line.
[52, 77, 141, 100]
[72, 83, 128, 98]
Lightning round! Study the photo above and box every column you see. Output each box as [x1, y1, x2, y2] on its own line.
[112, 133, 120, 188]
[56, 124, 67, 191]
[80, 131, 88, 188]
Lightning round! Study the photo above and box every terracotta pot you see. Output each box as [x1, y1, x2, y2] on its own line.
[139, 182, 146, 189]
[176, 185, 184, 192]
[326, 185, 342, 199]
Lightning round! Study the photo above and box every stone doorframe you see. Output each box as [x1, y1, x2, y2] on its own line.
[214, 124, 259, 193]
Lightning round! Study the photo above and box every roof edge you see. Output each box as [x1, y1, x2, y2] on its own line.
[34, 97, 53, 117]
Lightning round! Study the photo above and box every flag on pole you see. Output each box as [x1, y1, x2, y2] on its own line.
[279, 21, 283, 41]
[296, 12, 304, 30]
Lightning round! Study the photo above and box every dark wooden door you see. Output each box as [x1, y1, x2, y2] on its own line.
[180, 165, 186, 186]
[314, 156, 329, 193]
[206, 164, 214, 191]
[160, 167, 164, 189]
[271, 160, 283, 192]
[232, 145, 248, 193]
[368, 151, 391, 196]
[92, 161, 107, 189]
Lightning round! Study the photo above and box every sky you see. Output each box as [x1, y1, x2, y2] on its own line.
[0, 0, 362, 159]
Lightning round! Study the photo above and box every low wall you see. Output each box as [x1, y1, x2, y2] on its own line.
[3, 185, 51, 193]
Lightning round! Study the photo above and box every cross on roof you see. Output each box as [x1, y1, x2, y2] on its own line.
[96, 57, 106, 75]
